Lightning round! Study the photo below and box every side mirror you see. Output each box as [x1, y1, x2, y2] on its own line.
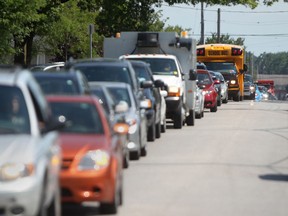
[189, 69, 197, 81]
[140, 80, 153, 88]
[154, 79, 165, 88]
[160, 90, 168, 97]
[240, 63, 248, 74]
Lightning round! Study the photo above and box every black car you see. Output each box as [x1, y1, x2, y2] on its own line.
[33, 70, 91, 95]
[130, 60, 165, 141]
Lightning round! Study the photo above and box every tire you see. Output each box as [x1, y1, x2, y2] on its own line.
[47, 188, 61, 216]
[141, 145, 147, 157]
[233, 92, 240, 102]
[210, 104, 218, 112]
[155, 122, 161, 138]
[161, 119, 166, 133]
[123, 152, 129, 169]
[130, 150, 140, 160]
[173, 102, 183, 129]
[99, 181, 122, 214]
[186, 110, 195, 126]
[147, 122, 156, 142]
[217, 98, 222, 106]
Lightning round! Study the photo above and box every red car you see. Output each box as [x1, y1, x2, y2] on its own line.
[46, 95, 128, 214]
[197, 69, 218, 112]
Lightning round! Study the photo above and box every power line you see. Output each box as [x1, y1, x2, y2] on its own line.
[161, 4, 288, 13]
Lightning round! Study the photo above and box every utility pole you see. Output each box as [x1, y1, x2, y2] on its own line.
[200, 1, 204, 44]
[88, 24, 94, 59]
[217, 8, 220, 43]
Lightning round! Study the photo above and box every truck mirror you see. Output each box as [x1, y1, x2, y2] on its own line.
[189, 69, 197, 81]
[240, 63, 248, 74]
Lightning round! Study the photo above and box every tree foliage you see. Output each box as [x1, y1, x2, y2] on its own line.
[0, 0, 284, 65]
[255, 52, 288, 75]
[205, 33, 245, 45]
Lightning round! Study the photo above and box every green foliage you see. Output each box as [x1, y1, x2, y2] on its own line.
[255, 52, 288, 75]
[39, 0, 99, 61]
[205, 33, 245, 45]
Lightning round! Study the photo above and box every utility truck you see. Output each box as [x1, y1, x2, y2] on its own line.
[103, 32, 197, 129]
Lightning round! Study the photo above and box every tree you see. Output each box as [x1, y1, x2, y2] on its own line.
[39, 0, 100, 61]
[205, 33, 245, 45]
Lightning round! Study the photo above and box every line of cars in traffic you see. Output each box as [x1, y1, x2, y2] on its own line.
[0, 58, 232, 215]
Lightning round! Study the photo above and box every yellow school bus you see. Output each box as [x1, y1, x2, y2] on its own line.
[196, 44, 247, 101]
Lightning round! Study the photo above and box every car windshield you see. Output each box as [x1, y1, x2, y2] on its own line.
[35, 77, 79, 95]
[49, 101, 104, 134]
[0, 86, 30, 134]
[75, 65, 133, 86]
[128, 58, 178, 76]
[107, 87, 132, 108]
[204, 62, 237, 74]
[244, 75, 253, 83]
[133, 64, 151, 82]
[197, 73, 212, 85]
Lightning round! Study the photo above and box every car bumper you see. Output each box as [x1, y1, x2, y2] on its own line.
[0, 177, 42, 216]
[60, 162, 117, 204]
[204, 94, 216, 108]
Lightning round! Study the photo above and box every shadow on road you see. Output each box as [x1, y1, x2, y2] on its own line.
[259, 174, 288, 182]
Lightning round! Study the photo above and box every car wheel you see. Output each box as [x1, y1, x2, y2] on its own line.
[173, 103, 183, 129]
[99, 197, 118, 214]
[217, 98, 222, 106]
[123, 152, 129, 169]
[233, 92, 240, 101]
[161, 119, 166, 133]
[186, 110, 195, 126]
[210, 104, 218, 112]
[147, 122, 156, 142]
[155, 122, 161, 138]
[130, 150, 140, 160]
[141, 145, 147, 157]
[201, 110, 204, 118]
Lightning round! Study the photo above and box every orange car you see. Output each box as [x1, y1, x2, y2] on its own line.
[46, 95, 128, 214]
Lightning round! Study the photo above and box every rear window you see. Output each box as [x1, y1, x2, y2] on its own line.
[75, 65, 133, 86]
[49, 101, 104, 134]
[0, 86, 30, 134]
[35, 77, 79, 95]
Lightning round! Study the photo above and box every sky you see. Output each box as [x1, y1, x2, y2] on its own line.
[156, 1, 288, 56]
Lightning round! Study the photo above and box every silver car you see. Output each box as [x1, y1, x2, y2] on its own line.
[0, 66, 62, 216]
[90, 81, 148, 160]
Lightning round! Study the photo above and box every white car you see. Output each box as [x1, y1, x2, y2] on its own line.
[195, 85, 205, 119]
[0, 66, 63, 216]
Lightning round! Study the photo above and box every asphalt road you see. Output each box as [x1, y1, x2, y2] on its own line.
[63, 100, 288, 216]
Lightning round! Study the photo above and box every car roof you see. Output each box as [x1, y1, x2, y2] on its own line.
[121, 54, 177, 60]
[89, 81, 131, 89]
[0, 66, 35, 86]
[67, 58, 131, 67]
[46, 95, 98, 103]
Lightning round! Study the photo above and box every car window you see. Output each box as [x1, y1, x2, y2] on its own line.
[0, 86, 30, 134]
[35, 77, 79, 95]
[75, 65, 133, 86]
[107, 87, 132, 107]
[50, 101, 104, 134]
[133, 65, 152, 83]
[197, 73, 212, 85]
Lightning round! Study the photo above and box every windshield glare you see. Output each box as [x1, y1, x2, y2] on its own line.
[204, 62, 237, 74]
[128, 58, 178, 76]
[50, 102, 104, 134]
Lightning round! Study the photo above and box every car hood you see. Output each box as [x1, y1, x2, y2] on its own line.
[0, 135, 40, 165]
[153, 75, 181, 87]
[59, 133, 110, 158]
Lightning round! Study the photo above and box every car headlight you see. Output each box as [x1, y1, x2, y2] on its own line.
[78, 150, 110, 171]
[168, 86, 181, 97]
[230, 80, 236, 85]
[204, 90, 213, 95]
[250, 86, 255, 91]
[0, 163, 34, 181]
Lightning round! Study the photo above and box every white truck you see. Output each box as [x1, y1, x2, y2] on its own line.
[103, 32, 197, 129]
